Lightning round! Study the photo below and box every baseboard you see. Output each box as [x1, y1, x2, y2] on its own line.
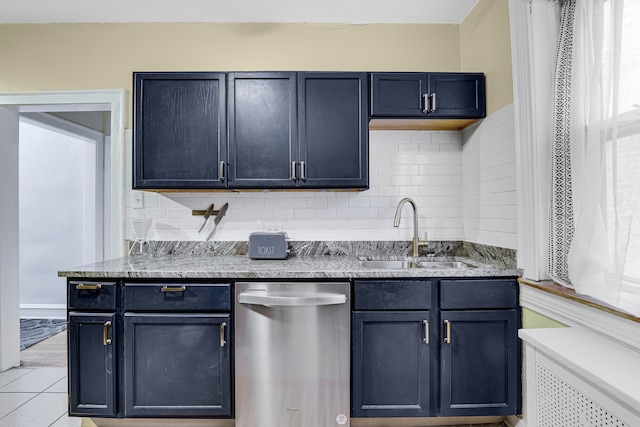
[505, 415, 523, 427]
[20, 304, 66, 319]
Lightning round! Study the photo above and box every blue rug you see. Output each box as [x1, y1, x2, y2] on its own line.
[20, 319, 67, 350]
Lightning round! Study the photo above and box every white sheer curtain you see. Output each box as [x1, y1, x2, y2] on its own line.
[549, 0, 640, 315]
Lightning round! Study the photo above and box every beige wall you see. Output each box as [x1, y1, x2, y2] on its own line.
[460, 0, 513, 115]
[1, 23, 461, 126]
[1, 4, 514, 123]
[522, 307, 567, 329]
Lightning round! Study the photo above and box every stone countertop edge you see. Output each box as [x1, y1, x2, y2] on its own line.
[59, 255, 521, 279]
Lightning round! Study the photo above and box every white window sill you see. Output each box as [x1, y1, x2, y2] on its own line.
[519, 278, 640, 352]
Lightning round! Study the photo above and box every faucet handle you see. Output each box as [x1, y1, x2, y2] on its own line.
[416, 238, 429, 255]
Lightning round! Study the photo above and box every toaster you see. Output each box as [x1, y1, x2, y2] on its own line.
[248, 232, 289, 259]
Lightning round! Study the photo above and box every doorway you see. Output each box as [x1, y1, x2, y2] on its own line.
[0, 90, 125, 371]
[19, 113, 106, 324]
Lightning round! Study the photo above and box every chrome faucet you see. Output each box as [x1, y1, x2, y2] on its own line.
[393, 197, 428, 257]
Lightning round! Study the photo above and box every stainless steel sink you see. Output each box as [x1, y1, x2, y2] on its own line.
[418, 261, 474, 269]
[359, 260, 423, 269]
[359, 258, 476, 269]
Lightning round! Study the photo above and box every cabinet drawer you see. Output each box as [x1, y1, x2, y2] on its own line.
[124, 283, 231, 312]
[440, 279, 517, 309]
[353, 280, 432, 310]
[68, 280, 116, 311]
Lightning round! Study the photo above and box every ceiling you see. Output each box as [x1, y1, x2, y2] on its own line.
[0, 0, 479, 24]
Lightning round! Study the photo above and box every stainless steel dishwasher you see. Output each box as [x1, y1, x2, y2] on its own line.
[235, 281, 350, 427]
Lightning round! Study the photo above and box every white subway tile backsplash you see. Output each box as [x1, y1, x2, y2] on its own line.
[284, 198, 307, 209]
[252, 208, 273, 220]
[348, 197, 370, 208]
[418, 143, 441, 153]
[461, 104, 517, 250]
[390, 175, 413, 186]
[431, 132, 454, 144]
[307, 198, 328, 209]
[315, 208, 337, 219]
[293, 208, 315, 219]
[388, 132, 411, 144]
[377, 186, 399, 197]
[410, 132, 432, 144]
[273, 208, 295, 219]
[369, 196, 391, 208]
[348, 218, 371, 229]
[124, 106, 516, 246]
[398, 143, 421, 153]
[167, 208, 189, 219]
[357, 208, 378, 218]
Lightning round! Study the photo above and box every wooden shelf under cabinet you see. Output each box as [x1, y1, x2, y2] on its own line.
[369, 118, 479, 131]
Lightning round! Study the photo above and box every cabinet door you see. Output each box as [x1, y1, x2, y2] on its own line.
[427, 73, 486, 118]
[123, 314, 231, 417]
[370, 73, 428, 117]
[133, 72, 227, 189]
[228, 72, 298, 189]
[298, 73, 368, 189]
[352, 311, 432, 417]
[440, 310, 518, 416]
[68, 313, 116, 417]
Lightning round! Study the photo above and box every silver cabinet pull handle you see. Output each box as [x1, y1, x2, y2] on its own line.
[430, 92, 437, 112]
[300, 161, 306, 181]
[291, 161, 297, 181]
[161, 285, 186, 292]
[103, 321, 112, 346]
[220, 322, 227, 347]
[219, 161, 225, 182]
[76, 283, 102, 290]
[423, 320, 429, 344]
[422, 93, 429, 113]
[444, 319, 451, 344]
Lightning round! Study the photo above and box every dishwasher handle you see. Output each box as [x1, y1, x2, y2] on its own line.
[238, 292, 347, 307]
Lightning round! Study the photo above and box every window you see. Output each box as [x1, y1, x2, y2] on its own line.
[599, 0, 640, 305]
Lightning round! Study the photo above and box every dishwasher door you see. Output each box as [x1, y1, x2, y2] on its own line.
[235, 282, 350, 427]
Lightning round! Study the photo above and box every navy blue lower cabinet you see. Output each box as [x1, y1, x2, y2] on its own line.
[440, 310, 519, 416]
[123, 313, 232, 417]
[352, 311, 432, 417]
[68, 313, 117, 417]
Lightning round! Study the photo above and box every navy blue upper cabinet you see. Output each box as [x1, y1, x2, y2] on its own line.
[133, 72, 227, 190]
[427, 73, 486, 118]
[370, 73, 428, 117]
[227, 72, 298, 189]
[228, 72, 368, 190]
[134, 71, 368, 190]
[370, 72, 486, 119]
[298, 72, 368, 189]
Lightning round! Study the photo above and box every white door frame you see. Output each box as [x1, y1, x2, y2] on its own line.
[0, 89, 125, 371]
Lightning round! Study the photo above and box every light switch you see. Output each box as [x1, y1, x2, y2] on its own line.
[132, 191, 144, 209]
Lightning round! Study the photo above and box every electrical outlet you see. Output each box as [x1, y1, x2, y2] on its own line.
[132, 191, 144, 209]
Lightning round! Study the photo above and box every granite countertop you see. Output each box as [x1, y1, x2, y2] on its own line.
[58, 254, 520, 280]
[58, 240, 520, 279]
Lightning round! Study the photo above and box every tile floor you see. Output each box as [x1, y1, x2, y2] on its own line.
[0, 331, 87, 427]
